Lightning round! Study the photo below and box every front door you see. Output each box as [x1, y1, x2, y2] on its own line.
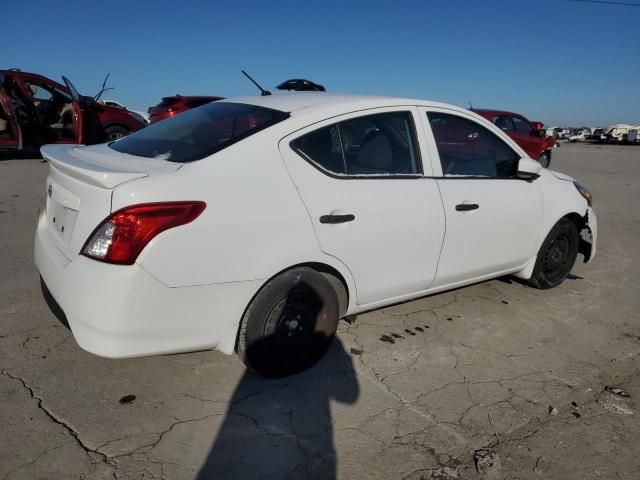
[61, 76, 85, 144]
[422, 108, 543, 287]
[279, 107, 446, 306]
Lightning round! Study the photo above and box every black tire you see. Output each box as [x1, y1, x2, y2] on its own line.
[528, 218, 579, 289]
[538, 152, 551, 168]
[237, 267, 340, 378]
[105, 125, 130, 141]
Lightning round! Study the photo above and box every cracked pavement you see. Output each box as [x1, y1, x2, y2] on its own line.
[1, 143, 639, 479]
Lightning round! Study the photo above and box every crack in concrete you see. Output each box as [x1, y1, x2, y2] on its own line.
[2, 369, 113, 477]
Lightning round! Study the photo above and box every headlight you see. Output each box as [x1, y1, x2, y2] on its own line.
[574, 182, 593, 206]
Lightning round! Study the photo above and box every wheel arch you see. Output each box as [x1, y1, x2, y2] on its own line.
[102, 122, 131, 133]
[230, 261, 353, 354]
[514, 210, 591, 280]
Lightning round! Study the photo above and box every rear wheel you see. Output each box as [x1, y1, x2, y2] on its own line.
[528, 218, 579, 289]
[237, 267, 340, 378]
[105, 125, 130, 141]
[538, 152, 551, 168]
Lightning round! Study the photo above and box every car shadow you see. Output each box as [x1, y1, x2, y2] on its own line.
[0, 149, 41, 161]
[40, 277, 70, 330]
[195, 337, 359, 480]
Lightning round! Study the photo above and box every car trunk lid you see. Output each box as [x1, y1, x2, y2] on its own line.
[40, 143, 181, 259]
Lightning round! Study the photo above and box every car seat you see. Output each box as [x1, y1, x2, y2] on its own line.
[351, 132, 392, 174]
[50, 103, 75, 136]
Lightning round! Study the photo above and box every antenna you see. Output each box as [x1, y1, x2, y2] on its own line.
[94, 73, 114, 101]
[468, 100, 474, 110]
[242, 70, 271, 96]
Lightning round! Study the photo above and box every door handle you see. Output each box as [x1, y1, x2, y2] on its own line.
[455, 203, 479, 212]
[320, 214, 355, 224]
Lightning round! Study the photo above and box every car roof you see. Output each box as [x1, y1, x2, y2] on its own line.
[228, 92, 455, 116]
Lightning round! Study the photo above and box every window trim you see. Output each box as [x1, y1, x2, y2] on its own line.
[423, 107, 524, 180]
[289, 110, 424, 180]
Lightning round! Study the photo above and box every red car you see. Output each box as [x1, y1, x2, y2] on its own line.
[473, 109, 555, 167]
[148, 95, 223, 124]
[0, 69, 146, 151]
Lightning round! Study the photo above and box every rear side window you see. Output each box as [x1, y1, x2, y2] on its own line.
[291, 111, 421, 176]
[511, 116, 531, 135]
[492, 115, 512, 131]
[428, 112, 519, 178]
[110, 102, 289, 163]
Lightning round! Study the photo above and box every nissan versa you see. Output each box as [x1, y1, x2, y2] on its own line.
[34, 93, 597, 377]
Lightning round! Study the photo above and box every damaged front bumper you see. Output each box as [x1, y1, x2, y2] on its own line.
[579, 207, 597, 263]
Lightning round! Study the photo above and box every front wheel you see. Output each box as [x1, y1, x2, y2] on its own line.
[237, 268, 340, 378]
[105, 125, 130, 141]
[528, 218, 579, 289]
[538, 152, 551, 168]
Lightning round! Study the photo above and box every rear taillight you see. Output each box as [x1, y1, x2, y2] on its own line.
[82, 202, 206, 265]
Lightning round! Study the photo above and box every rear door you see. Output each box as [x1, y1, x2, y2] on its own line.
[280, 107, 446, 306]
[0, 74, 21, 148]
[421, 108, 543, 287]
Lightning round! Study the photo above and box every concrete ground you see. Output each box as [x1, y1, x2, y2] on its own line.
[1, 143, 639, 480]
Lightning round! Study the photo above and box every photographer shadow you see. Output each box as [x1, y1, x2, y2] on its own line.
[196, 337, 359, 480]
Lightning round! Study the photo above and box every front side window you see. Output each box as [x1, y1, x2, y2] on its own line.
[291, 111, 421, 176]
[109, 102, 289, 163]
[428, 112, 520, 178]
[24, 82, 54, 102]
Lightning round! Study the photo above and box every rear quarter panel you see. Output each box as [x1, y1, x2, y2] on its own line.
[110, 132, 338, 289]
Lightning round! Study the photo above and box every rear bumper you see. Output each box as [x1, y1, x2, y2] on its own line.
[34, 212, 262, 358]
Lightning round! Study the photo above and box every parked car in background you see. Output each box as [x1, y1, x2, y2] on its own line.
[148, 95, 223, 123]
[587, 128, 607, 143]
[606, 124, 640, 143]
[473, 109, 555, 167]
[568, 129, 588, 143]
[99, 99, 149, 124]
[0, 69, 146, 150]
[554, 127, 572, 140]
[276, 78, 326, 92]
[35, 93, 597, 377]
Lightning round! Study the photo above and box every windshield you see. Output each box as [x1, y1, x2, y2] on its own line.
[109, 102, 289, 163]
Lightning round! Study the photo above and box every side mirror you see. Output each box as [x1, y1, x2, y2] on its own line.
[517, 157, 543, 179]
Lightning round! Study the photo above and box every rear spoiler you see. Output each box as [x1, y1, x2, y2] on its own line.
[40, 144, 185, 189]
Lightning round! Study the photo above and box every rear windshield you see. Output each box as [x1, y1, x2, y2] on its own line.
[156, 97, 180, 108]
[109, 102, 289, 163]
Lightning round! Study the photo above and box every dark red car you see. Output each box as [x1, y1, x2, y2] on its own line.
[473, 109, 555, 167]
[0, 69, 146, 151]
[148, 95, 223, 124]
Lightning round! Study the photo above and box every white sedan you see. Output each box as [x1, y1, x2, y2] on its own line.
[35, 93, 597, 377]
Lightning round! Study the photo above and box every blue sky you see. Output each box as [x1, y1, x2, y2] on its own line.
[3, 0, 639, 126]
